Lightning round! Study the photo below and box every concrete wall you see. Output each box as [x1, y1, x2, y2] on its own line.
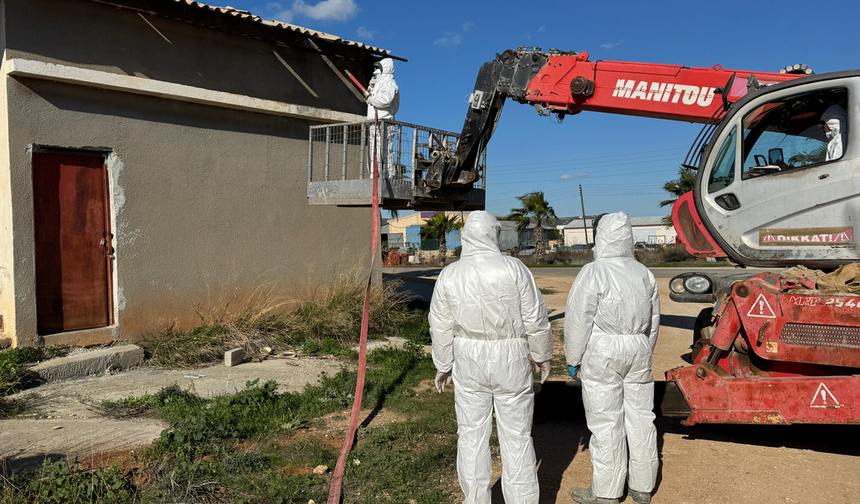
[3, 0, 372, 116]
[1, 0, 378, 347]
[0, 0, 13, 344]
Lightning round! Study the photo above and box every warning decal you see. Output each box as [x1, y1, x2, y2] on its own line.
[747, 293, 776, 318]
[810, 383, 840, 409]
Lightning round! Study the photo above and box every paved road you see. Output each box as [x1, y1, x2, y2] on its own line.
[385, 265, 777, 301]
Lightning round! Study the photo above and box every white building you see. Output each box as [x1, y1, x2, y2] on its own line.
[563, 217, 677, 247]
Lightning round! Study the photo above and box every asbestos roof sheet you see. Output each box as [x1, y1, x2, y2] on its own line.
[179, 1, 391, 55]
[180, 0, 391, 55]
[88, 0, 396, 59]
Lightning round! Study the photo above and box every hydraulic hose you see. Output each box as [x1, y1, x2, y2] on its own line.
[327, 110, 380, 504]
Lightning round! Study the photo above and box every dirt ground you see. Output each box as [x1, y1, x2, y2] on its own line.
[3, 272, 860, 503]
[528, 274, 860, 504]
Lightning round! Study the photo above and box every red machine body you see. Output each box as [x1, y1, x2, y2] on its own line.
[667, 273, 860, 424]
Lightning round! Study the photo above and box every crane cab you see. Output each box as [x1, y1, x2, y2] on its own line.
[689, 71, 860, 269]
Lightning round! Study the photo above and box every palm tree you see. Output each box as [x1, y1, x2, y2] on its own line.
[510, 191, 557, 261]
[659, 168, 696, 227]
[420, 213, 462, 265]
[788, 143, 827, 167]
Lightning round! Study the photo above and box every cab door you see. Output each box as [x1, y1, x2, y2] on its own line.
[698, 78, 860, 268]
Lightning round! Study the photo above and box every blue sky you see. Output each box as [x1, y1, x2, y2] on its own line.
[231, 0, 860, 219]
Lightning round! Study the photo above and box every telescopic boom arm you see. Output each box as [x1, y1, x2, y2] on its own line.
[423, 47, 805, 190]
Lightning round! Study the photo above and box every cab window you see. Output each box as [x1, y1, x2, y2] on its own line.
[741, 88, 848, 179]
[708, 126, 737, 193]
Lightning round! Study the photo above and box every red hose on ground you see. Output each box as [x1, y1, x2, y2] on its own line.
[327, 111, 380, 504]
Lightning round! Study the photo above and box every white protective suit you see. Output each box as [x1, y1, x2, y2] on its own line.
[366, 58, 400, 179]
[564, 212, 660, 500]
[822, 104, 847, 161]
[430, 211, 553, 504]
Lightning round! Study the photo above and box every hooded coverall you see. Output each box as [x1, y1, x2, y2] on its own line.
[366, 58, 400, 178]
[822, 104, 847, 161]
[564, 212, 660, 500]
[430, 211, 553, 504]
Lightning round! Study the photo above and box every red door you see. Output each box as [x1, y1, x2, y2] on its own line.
[33, 150, 113, 334]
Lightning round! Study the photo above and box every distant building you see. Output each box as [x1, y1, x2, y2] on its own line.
[0, 0, 391, 347]
[563, 217, 676, 247]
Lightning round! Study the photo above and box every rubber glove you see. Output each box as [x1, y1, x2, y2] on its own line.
[534, 361, 551, 384]
[434, 371, 453, 393]
[568, 365, 581, 383]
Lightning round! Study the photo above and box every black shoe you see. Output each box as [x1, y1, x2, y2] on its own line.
[568, 487, 620, 504]
[628, 489, 651, 504]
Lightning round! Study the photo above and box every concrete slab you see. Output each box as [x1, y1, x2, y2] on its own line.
[32, 345, 144, 382]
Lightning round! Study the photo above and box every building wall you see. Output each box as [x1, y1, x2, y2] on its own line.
[631, 225, 678, 244]
[387, 211, 466, 246]
[564, 225, 676, 246]
[564, 227, 595, 247]
[3, 0, 372, 116]
[1, 0, 377, 347]
[0, 0, 13, 344]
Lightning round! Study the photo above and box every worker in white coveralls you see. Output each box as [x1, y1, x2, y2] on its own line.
[821, 103, 847, 161]
[564, 212, 660, 504]
[430, 211, 553, 504]
[364, 58, 400, 178]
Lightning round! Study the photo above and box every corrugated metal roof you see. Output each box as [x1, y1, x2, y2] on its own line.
[177, 1, 392, 56]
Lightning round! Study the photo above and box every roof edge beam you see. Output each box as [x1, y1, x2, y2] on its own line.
[5, 58, 364, 123]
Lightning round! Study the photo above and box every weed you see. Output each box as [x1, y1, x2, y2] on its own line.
[0, 347, 42, 397]
[44, 345, 70, 359]
[398, 313, 431, 345]
[539, 288, 557, 295]
[127, 340, 454, 502]
[141, 273, 422, 367]
[0, 397, 28, 418]
[1, 459, 135, 503]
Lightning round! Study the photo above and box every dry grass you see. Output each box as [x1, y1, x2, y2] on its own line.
[140, 271, 420, 368]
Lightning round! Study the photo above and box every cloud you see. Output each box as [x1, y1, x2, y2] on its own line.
[560, 173, 586, 180]
[537, 25, 546, 32]
[435, 21, 474, 48]
[434, 32, 463, 47]
[356, 26, 376, 40]
[291, 0, 359, 22]
[599, 39, 624, 49]
[263, 2, 294, 22]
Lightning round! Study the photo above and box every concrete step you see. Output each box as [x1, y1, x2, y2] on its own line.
[32, 345, 144, 382]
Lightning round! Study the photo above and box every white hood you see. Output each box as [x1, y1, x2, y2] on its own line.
[593, 212, 635, 260]
[461, 211, 501, 257]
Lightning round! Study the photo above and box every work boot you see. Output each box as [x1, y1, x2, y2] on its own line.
[628, 489, 651, 504]
[568, 487, 620, 504]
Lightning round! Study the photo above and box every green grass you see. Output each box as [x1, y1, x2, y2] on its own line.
[539, 288, 558, 295]
[0, 458, 135, 504]
[0, 347, 43, 418]
[4, 341, 458, 503]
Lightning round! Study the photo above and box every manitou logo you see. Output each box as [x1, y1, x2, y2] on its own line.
[612, 79, 716, 107]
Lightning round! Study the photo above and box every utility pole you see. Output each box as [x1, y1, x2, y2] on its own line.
[579, 184, 589, 248]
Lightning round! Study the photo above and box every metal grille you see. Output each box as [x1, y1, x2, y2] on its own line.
[308, 120, 483, 189]
[780, 323, 860, 349]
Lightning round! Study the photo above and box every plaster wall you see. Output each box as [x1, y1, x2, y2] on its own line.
[3, 0, 371, 117]
[0, 0, 14, 343]
[1, 0, 380, 346]
[8, 77, 374, 345]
